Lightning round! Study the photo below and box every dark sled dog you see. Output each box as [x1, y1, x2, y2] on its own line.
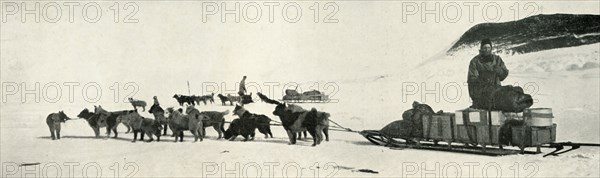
[227, 104, 274, 140]
[257, 92, 330, 146]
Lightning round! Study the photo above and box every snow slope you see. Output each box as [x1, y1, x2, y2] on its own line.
[1, 41, 599, 177]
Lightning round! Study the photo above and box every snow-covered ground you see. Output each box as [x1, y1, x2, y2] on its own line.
[1, 42, 599, 177]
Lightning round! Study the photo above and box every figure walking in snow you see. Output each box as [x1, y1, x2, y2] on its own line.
[238, 76, 247, 96]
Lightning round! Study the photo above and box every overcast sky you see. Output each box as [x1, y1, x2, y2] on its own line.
[1, 1, 598, 104]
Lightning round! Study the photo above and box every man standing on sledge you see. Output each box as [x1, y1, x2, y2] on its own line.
[467, 39, 509, 109]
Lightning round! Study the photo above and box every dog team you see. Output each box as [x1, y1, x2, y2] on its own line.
[47, 77, 331, 146]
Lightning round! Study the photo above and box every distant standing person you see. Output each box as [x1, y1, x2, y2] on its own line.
[149, 96, 168, 135]
[467, 39, 509, 109]
[238, 76, 247, 96]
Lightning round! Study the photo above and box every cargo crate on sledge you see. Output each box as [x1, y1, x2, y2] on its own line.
[422, 112, 455, 144]
[512, 124, 557, 153]
[454, 109, 516, 148]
